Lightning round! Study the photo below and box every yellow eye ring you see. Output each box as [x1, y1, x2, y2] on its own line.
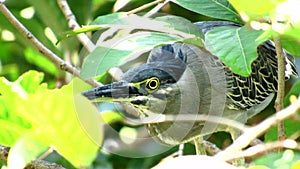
[145, 77, 160, 91]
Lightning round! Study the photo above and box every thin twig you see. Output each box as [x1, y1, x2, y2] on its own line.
[126, 0, 165, 15]
[57, 0, 96, 53]
[0, 3, 100, 87]
[194, 136, 206, 155]
[38, 147, 54, 160]
[143, 0, 170, 18]
[223, 139, 300, 161]
[203, 140, 222, 155]
[122, 114, 247, 132]
[215, 95, 300, 161]
[274, 36, 286, 141]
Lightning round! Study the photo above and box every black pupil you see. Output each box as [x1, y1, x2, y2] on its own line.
[148, 80, 157, 89]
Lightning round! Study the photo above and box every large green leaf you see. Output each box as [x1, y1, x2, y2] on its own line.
[0, 71, 41, 146]
[81, 14, 203, 79]
[81, 32, 195, 79]
[81, 47, 131, 79]
[171, 0, 241, 23]
[205, 25, 265, 76]
[16, 80, 102, 167]
[0, 71, 103, 167]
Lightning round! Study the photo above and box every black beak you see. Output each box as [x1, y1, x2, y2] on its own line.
[81, 81, 139, 101]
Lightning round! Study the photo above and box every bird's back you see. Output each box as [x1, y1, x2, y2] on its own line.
[145, 21, 297, 145]
[196, 21, 297, 112]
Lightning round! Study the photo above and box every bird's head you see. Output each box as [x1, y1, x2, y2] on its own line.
[81, 43, 228, 145]
[82, 44, 190, 119]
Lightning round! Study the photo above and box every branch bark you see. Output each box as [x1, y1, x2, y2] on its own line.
[0, 2, 100, 87]
[274, 36, 286, 141]
[57, 0, 96, 53]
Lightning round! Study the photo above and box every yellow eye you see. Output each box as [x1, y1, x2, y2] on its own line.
[145, 77, 160, 91]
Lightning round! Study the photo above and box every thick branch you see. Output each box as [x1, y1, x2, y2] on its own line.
[0, 3, 100, 87]
[57, 0, 96, 53]
[274, 36, 286, 141]
[0, 145, 65, 169]
[215, 95, 300, 161]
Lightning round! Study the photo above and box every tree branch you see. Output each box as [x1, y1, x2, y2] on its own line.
[57, 0, 96, 53]
[143, 0, 170, 18]
[0, 2, 100, 87]
[124, 114, 247, 132]
[126, 0, 165, 15]
[223, 139, 300, 161]
[215, 95, 300, 161]
[274, 36, 286, 141]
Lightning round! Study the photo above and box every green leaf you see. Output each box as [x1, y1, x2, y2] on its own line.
[282, 23, 300, 46]
[254, 150, 300, 169]
[264, 80, 300, 141]
[81, 47, 132, 79]
[7, 132, 49, 169]
[101, 110, 123, 124]
[81, 32, 191, 78]
[90, 12, 128, 25]
[205, 25, 264, 76]
[0, 71, 103, 167]
[81, 15, 203, 79]
[228, 0, 279, 15]
[0, 71, 42, 146]
[281, 37, 300, 57]
[16, 70, 46, 94]
[171, 0, 242, 23]
[16, 79, 103, 167]
[154, 15, 204, 40]
[265, 119, 300, 141]
[265, 79, 300, 141]
[284, 79, 300, 107]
